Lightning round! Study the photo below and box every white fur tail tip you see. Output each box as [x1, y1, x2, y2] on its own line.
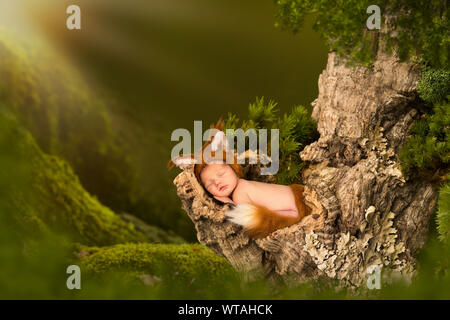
[225, 203, 258, 229]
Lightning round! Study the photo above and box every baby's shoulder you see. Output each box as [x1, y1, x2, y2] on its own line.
[231, 179, 251, 203]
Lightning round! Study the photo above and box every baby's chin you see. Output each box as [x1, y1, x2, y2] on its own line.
[213, 192, 232, 198]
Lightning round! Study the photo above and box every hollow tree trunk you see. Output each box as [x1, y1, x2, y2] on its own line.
[173, 40, 438, 291]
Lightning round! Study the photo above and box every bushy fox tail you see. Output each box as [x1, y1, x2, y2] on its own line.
[225, 203, 305, 239]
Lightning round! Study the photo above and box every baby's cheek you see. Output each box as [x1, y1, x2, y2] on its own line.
[229, 176, 238, 188]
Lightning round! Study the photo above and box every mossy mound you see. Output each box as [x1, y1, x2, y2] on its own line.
[78, 242, 234, 277]
[75, 242, 238, 296]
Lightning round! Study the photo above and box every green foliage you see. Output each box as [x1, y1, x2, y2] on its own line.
[247, 98, 279, 129]
[224, 96, 318, 184]
[436, 179, 450, 245]
[398, 101, 449, 180]
[273, 0, 449, 68]
[417, 68, 450, 104]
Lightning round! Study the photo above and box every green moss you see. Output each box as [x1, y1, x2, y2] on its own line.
[0, 109, 184, 246]
[417, 68, 450, 104]
[78, 243, 233, 276]
[76, 242, 238, 293]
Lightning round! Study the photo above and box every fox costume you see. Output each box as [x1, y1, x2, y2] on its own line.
[168, 119, 311, 239]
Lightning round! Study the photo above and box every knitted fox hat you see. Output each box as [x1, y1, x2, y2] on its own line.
[167, 119, 243, 186]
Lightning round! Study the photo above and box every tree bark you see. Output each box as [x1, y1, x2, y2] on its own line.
[172, 42, 438, 290]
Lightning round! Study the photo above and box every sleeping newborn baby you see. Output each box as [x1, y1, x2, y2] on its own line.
[196, 160, 312, 239]
[168, 123, 312, 239]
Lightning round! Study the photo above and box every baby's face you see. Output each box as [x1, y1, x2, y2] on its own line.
[200, 162, 238, 197]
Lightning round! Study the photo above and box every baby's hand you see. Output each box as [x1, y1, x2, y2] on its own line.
[214, 195, 235, 204]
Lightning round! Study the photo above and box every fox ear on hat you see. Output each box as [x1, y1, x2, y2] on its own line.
[211, 118, 224, 131]
[209, 117, 229, 152]
[167, 154, 198, 170]
[210, 130, 229, 152]
[168, 117, 227, 171]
